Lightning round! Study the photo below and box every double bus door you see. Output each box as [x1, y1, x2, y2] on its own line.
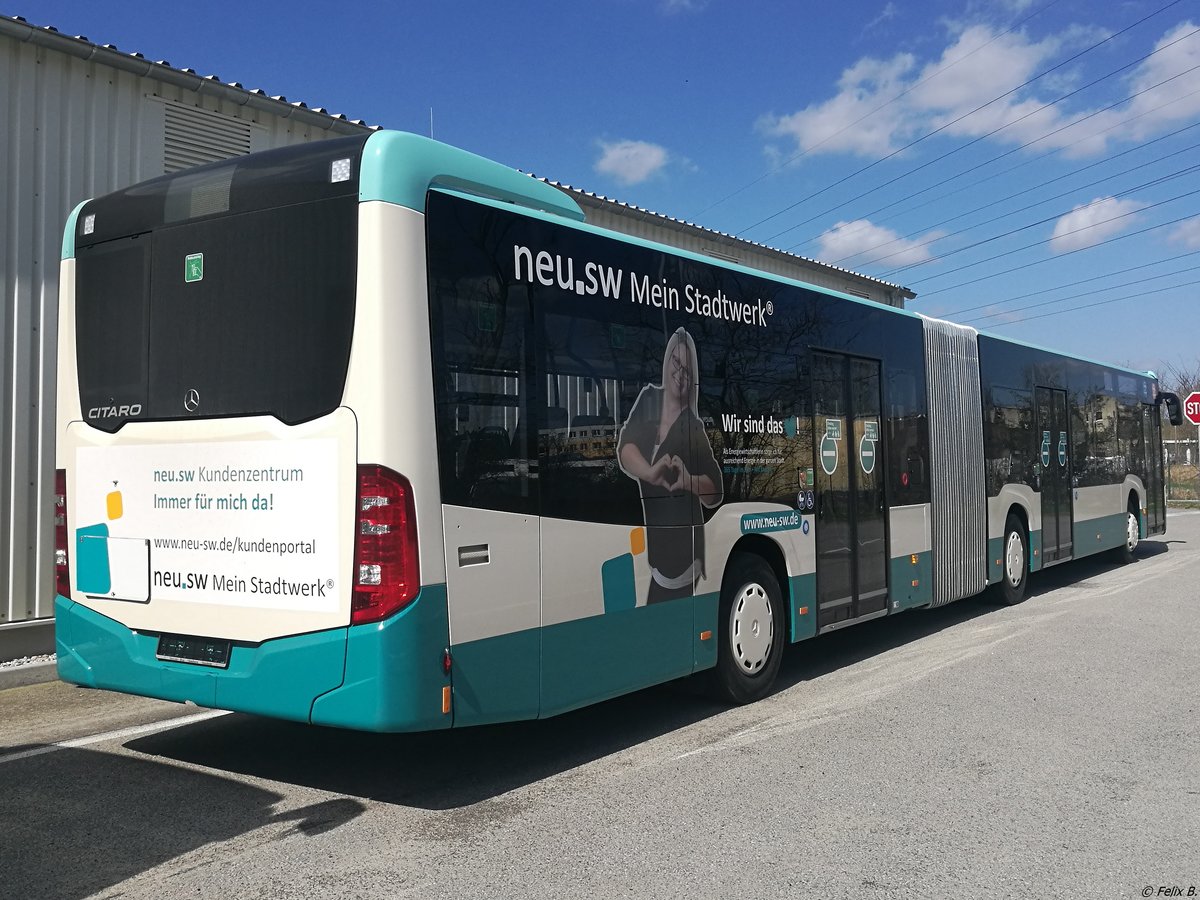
[812, 352, 888, 629]
[1035, 386, 1073, 563]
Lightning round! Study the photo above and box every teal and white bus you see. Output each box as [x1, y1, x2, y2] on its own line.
[53, 132, 1185, 731]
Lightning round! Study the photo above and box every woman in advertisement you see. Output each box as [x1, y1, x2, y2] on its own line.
[618, 326, 723, 603]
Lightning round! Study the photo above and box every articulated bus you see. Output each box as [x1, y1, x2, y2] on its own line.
[53, 132, 1185, 730]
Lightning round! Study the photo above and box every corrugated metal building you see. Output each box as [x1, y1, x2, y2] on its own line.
[551, 184, 914, 308]
[0, 15, 911, 660]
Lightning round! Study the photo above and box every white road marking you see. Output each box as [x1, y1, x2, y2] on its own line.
[0, 709, 230, 766]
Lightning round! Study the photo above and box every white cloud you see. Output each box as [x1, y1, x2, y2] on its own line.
[759, 21, 1200, 160]
[1049, 197, 1145, 253]
[594, 140, 670, 186]
[1168, 217, 1200, 249]
[759, 53, 917, 156]
[863, 2, 899, 34]
[814, 219, 945, 267]
[660, 0, 708, 13]
[1117, 22, 1200, 140]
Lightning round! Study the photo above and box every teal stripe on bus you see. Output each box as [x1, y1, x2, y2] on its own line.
[789, 574, 817, 642]
[310, 584, 452, 732]
[55, 595, 348, 723]
[55, 585, 453, 732]
[888, 551, 933, 611]
[1072, 513, 1129, 556]
[358, 131, 583, 222]
[1030, 529, 1043, 572]
[60, 199, 89, 260]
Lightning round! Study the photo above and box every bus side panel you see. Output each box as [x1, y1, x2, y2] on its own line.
[442, 507, 541, 727]
[540, 517, 694, 717]
[55, 596, 348, 723]
[1071, 477, 1143, 559]
[540, 600, 696, 718]
[448, 629, 541, 727]
[343, 201, 449, 588]
[887, 503, 933, 610]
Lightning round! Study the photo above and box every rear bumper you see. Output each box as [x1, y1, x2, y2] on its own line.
[54, 584, 451, 732]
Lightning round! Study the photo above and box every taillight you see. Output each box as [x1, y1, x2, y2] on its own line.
[352, 464, 420, 625]
[54, 468, 71, 599]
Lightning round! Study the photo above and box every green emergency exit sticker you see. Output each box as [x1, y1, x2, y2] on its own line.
[185, 253, 204, 283]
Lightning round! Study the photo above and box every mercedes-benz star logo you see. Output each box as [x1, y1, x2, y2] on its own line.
[183, 389, 200, 412]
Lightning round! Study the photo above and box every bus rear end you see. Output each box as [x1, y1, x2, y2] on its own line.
[53, 135, 451, 731]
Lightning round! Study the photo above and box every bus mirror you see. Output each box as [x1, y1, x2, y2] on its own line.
[1158, 392, 1183, 426]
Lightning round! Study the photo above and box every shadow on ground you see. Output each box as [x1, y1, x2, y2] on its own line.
[0, 746, 364, 900]
[123, 544, 1164, 811]
[0, 543, 1167, 899]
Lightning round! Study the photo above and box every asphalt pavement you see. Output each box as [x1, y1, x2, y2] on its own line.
[2, 511, 1197, 899]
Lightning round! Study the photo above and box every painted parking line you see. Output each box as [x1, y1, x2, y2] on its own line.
[0, 709, 231, 766]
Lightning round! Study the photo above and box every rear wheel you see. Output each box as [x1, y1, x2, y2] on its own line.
[1111, 504, 1139, 564]
[992, 514, 1029, 606]
[711, 554, 785, 704]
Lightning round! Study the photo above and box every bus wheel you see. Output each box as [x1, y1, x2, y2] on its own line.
[711, 554, 784, 704]
[993, 514, 1029, 606]
[1112, 505, 1139, 564]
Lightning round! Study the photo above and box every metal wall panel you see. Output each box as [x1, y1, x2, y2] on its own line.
[572, 201, 900, 306]
[922, 316, 988, 606]
[0, 26, 368, 636]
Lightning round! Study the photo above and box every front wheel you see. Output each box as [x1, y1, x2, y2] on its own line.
[992, 514, 1029, 606]
[710, 554, 785, 704]
[1111, 506, 1139, 564]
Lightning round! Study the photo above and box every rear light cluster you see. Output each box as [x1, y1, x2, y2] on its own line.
[54, 468, 71, 599]
[352, 464, 420, 625]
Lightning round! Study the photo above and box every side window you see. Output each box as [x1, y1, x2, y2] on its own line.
[1084, 393, 1120, 485]
[537, 312, 652, 524]
[1071, 390, 1090, 486]
[1118, 396, 1144, 479]
[985, 387, 1033, 495]
[887, 366, 930, 505]
[699, 346, 808, 507]
[430, 280, 535, 514]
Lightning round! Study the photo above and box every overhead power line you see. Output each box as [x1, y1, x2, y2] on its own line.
[832, 136, 1200, 268]
[938, 248, 1200, 317]
[913, 211, 1200, 297]
[896, 187, 1200, 285]
[692, 0, 1066, 218]
[970, 277, 1200, 328]
[769, 26, 1200, 248]
[736, 0, 1186, 237]
[963, 261, 1200, 323]
[823, 98, 1200, 265]
[877, 162, 1200, 277]
[798, 89, 1200, 254]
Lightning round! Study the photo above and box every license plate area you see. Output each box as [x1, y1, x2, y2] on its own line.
[156, 634, 231, 669]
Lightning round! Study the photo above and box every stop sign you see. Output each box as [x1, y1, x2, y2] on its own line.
[1185, 391, 1200, 426]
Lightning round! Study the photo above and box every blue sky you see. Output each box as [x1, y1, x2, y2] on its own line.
[20, 0, 1200, 378]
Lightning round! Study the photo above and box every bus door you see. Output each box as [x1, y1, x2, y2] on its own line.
[1035, 387, 1073, 563]
[1143, 403, 1165, 534]
[812, 352, 888, 629]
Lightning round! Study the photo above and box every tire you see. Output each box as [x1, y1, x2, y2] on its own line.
[992, 513, 1029, 606]
[710, 554, 785, 704]
[1111, 504, 1139, 564]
